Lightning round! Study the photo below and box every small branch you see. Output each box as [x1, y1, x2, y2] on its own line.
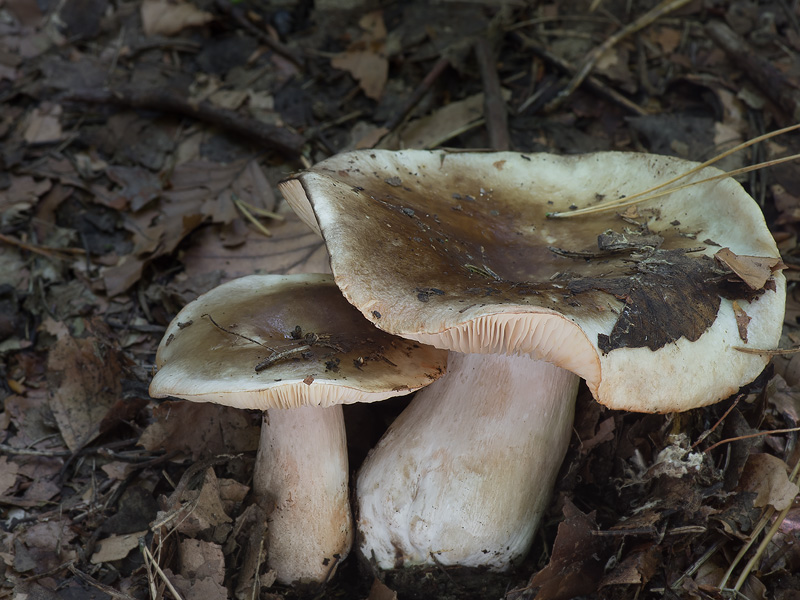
[475, 37, 509, 151]
[62, 87, 305, 158]
[216, 0, 305, 70]
[382, 57, 450, 134]
[69, 564, 139, 600]
[545, 0, 692, 111]
[707, 20, 800, 122]
[514, 33, 647, 116]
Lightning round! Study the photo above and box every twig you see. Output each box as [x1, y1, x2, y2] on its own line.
[549, 149, 800, 218]
[382, 57, 450, 134]
[69, 564, 139, 600]
[216, 0, 305, 70]
[691, 395, 742, 449]
[62, 87, 304, 158]
[203, 313, 275, 351]
[546, 0, 693, 111]
[235, 196, 274, 237]
[707, 20, 800, 122]
[703, 426, 800, 453]
[255, 345, 311, 371]
[475, 37, 509, 151]
[141, 542, 185, 600]
[731, 457, 800, 591]
[0, 443, 72, 457]
[0, 232, 85, 261]
[514, 32, 648, 115]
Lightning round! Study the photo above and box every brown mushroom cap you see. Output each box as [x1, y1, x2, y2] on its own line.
[280, 150, 785, 413]
[150, 273, 448, 409]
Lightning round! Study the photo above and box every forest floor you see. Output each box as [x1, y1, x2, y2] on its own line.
[2, 0, 800, 598]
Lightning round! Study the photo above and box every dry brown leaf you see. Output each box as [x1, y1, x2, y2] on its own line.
[181, 206, 329, 283]
[23, 103, 62, 144]
[530, 499, 605, 600]
[367, 577, 398, 600]
[45, 319, 123, 451]
[732, 300, 751, 342]
[170, 571, 228, 600]
[715, 247, 783, 290]
[172, 468, 233, 537]
[91, 531, 147, 564]
[600, 543, 660, 586]
[0, 456, 19, 495]
[330, 11, 388, 100]
[179, 539, 225, 585]
[739, 453, 799, 511]
[138, 401, 260, 460]
[141, 0, 213, 37]
[652, 26, 682, 54]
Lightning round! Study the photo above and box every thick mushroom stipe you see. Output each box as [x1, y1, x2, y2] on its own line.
[357, 352, 578, 569]
[255, 405, 350, 582]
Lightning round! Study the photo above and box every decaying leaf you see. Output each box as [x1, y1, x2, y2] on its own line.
[571, 250, 724, 353]
[44, 319, 124, 451]
[0, 456, 19, 496]
[367, 578, 398, 600]
[138, 401, 260, 460]
[140, 0, 213, 37]
[91, 531, 147, 564]
[715, 247, 784, 290]
[23, 103, 62, 144]
[732, 300, 751, 342]
[738, 453, 799, 511]
[600, 543, 660, 586]
[528, 499, 606, 600]
[330, 12, 388, 100]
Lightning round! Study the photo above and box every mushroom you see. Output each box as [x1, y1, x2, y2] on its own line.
[149, 273, 447, 583]
[279, 150, 785, 569]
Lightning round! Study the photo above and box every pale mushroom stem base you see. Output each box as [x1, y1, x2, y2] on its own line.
[356, 352, 579, 570]
[254, 404, 353, 584]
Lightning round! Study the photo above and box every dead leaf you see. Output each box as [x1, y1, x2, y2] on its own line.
[715, 247, 783, 290]
[179, 539, 225, 585]
[91, 531, 147, 563]
[169, 570, 228, 600]
[739, 453, 799, 511]
[528, 499, 606, 600]
[138, 401, 260, 460]
[378, 93, 488, 150]
[170, 468, 233, 537]
[330, 12, 388, 101]
[367, 577, 398, 600]
[732, 300, 751, 342]
[24, 103, 62, 144]
[45, 319, 124, 451]
[600, 543, 660, 586]
[0, 457, 19, 495]
[141, 0, 213, 37]
[181, 207, 330, 283]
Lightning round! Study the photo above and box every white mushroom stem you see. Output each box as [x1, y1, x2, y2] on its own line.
[254, 405, 353, 584]
[356, 352, 579, 569]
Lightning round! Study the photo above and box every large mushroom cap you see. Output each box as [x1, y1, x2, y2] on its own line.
[280, 150, 785, 413]
[150, 273, 448, 409]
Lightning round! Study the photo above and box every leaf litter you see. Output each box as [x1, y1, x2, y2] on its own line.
[2, 0, 800, 599]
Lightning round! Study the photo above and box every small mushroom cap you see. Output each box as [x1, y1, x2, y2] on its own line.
[280, 150, 785, 413]
[149, 273, 448, 409]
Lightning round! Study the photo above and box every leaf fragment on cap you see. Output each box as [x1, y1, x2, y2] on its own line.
[715, 247, 784, 290]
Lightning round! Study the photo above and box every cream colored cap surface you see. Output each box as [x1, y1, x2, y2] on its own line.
[150, 273, 448, 409]
[280, 150, 785, 412]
